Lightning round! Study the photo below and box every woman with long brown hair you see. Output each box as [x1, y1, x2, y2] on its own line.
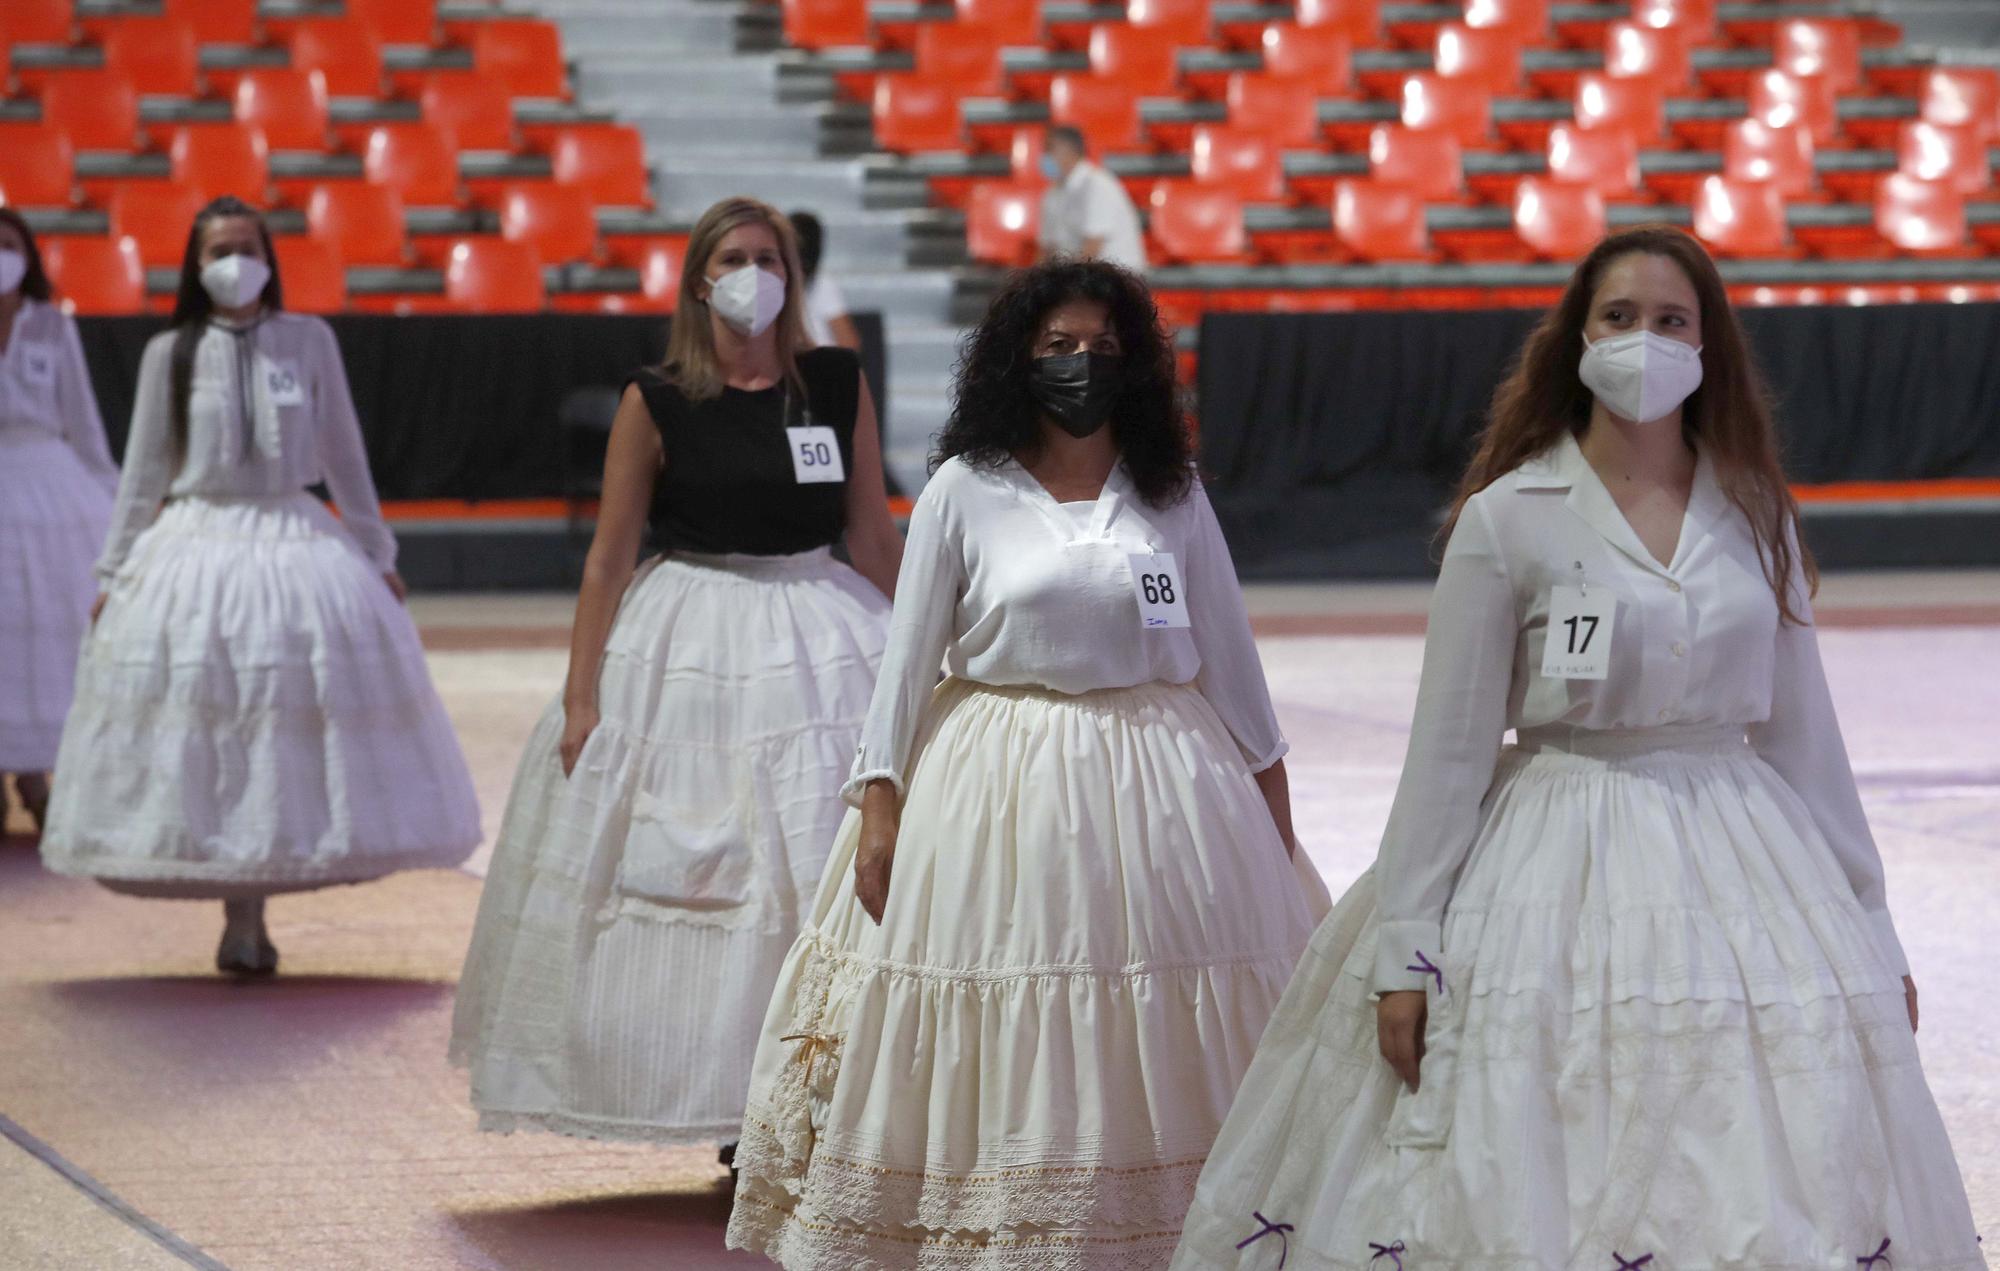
[1173, 227, 1979, 1266]
[451, 197, 900, 1155]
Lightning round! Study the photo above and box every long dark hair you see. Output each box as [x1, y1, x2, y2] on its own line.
[935, 257, 1193, 509]
[169, 196, 284, 453]
[0, 208, 54, 302]
[1447, 225, 1814, 625]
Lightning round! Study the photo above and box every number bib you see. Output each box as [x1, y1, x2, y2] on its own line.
[787, 425, 845, 483]
[1541, 584, 1614, 680]
[19, 342, 56, 389]
[264, 361, 306, 407]
[1128, 552, 1189, 629]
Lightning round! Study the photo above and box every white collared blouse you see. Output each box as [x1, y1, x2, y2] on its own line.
[98, 312, 395, 581]
[843, 455, 1285, 804]
[1369, 432, 1909, 993]
[0, 298, 118, 492]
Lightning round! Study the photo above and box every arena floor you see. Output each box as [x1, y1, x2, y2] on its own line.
[4, 574, 1997, 1270]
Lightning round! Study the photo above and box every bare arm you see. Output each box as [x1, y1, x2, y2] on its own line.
[841, 373, 902, 601]
[1253, 759, 1297, 857]
[558, 383, 662, 775]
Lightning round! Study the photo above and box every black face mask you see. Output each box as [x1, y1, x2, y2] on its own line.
[1028, 351, 1124, 439]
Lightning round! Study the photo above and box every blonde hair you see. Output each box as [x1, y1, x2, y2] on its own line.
[662, 196, 812, 400]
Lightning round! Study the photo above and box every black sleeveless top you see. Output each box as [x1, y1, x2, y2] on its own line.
[631, 347, 861, 556]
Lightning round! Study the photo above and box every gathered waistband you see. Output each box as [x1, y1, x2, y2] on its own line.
[661, 545, 837, 577]
[1513, 722, 1749, 760]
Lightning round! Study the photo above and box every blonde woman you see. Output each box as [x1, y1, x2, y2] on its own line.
[451, 198, 901, 1155]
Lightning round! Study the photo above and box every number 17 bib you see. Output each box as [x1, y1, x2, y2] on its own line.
[1541, 584, 1614, 680]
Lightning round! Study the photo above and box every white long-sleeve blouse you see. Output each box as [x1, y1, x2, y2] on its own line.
[1370, 431, 1909, 994]
[97, 311, 395, 581]
[1, 299, 118, 492]
[844, 455, 1286, 804]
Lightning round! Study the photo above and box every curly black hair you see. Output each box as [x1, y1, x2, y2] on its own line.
[933, 257, 1194, 509]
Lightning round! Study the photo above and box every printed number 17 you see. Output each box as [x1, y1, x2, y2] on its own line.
[1563, 614, 1598, 655]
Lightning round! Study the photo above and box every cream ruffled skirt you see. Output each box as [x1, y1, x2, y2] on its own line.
[450, 548, 890, 1145]
[40, 494, 480, 894]
[1173, 724, 1982, 1270]
[727, 677, 1325, 1270]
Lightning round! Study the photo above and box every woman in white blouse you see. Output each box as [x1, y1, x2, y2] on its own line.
[0, 209, 117, 832]
[726, 259, 1325, 1267]
[1174, 228, 1979, 1267]
[40, 197, 480, 976]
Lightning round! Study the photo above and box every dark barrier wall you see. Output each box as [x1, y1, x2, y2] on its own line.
[76, 313, 890, 501]
[1199, 303, 2000, 577]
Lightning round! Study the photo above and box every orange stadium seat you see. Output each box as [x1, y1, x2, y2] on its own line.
[551, 127, 651, 206]
[171, 125, 270, 205]
[1546, 123, 1639, 200]
[498, 183, 599, 264]
[364, 123, 462, 205]
[1333, 178, 1426, 260]
[39, 71, 140, 151]
[1190, 126, 1284, 201]
[1009, 126, 1050, 185]
[967, 183, 1042, 265]
[1296, 0, 1379, 47]
[420, 74, 517, 150]
[915, 24, 1005, 97]
[445, 237, 546, 312]
[958, 0, 1040, 45]
[43, 236, 145, 314]
[1921, 68, 2000, 142]
[109, 183, 208, 266]
[1574, 71, 1666, 145]
[1434, 24, 1521, 95]
[235, 70, 331, 151]
[1633, 0, 1715, 43]
[784, 0, 867, 49]
[349, 0, 438, 46]
[163, 0, 257, 44]
[1368, 124, 1462, 201]
[624, 236, 688, 311]
[873, 76, 964, 151]
[467, 21, 568, 99]
[0, 125, 76, 207]
[1, 0, 75, 45]
[1723, 117, 1815, 198]
[1128, 0, 1210, 47]
[1513, 176, 1605, 258]
[1897, 121, 1991, 196]
[306, 183, 408, 266]
[1089, 25, 1180, 98]
[1226, 74, 1320, 148]
[273, 235, 347, 312]
[1875, 173, 1966, 252]
[1148, 182, 1244, 262]
[1747, 69, 1838, 146]
[1691, 175, 1788, 256]
[1259, 25, 1351, 96]
[288, 21, 385, 97]
[1401, 73, 1491, 146]
[1464, 0, 1546, 40]
[1605, 21, 1690, 89]
[102, 18, 200, 96]
[1773, 19, 1863, 95]
[1050, 74, 1143, 152]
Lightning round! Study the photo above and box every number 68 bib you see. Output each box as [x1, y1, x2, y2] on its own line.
[1541, 584, 1615, 680]
[1128, 553, 1190, 629]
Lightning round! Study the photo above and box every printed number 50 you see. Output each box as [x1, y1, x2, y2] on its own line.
[800, 441, 832, 466]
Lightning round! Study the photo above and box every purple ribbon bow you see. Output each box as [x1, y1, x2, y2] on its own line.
[1406, 950, 1444, 994]
[1235, 1213, 1294, 1268]
[1614, 1254, 1654, 1270]
[1369, 1240, 1407, 1270]
[1857, 1238, 1892, 1269]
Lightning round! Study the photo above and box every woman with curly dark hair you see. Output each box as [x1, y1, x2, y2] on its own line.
[727, 257, 1326, 1268]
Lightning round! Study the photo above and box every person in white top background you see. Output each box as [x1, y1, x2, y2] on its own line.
[1173, 226, 1980, 1268]
[727, 258, 1326, 1268]
[789, 209, 862, 351]
[0, 208, 117, 833]
[40, 196, 480, 976]
[1038, 125, 1149, 274]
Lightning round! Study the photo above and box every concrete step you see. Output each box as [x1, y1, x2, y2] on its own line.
[581, 58, 779, 100]
[655, 158, 871, 217]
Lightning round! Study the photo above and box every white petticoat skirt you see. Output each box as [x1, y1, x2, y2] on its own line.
[0, 432, 114, 772]
[1173, 724, 1982, 1271]
[39, 494, 480, 895]
[450, 548, 891, 1145]
[726, 677, 1326, 1270]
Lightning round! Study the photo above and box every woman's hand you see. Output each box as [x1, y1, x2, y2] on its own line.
[89, 593, 108, 626]
[1905, 974, 1919, 1033]
[1376, 990, 1428, 1092]
[854, 780, 899, 924]
[382, 571, 408, 603]
[559, 700, 600, 777]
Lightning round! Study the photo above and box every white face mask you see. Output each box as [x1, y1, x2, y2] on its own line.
[200, 253, 271, 310]
[1578, 329, 1704, 424]
[707, 263, 787, 338]
[0, 250, 26, 295]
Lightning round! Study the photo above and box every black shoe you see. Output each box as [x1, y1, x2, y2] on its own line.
[216, 929, 279, 977]
[719, 1140, 739, 1182]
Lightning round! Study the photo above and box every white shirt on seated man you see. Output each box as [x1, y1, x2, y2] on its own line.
[1036, 126, 1149, 274]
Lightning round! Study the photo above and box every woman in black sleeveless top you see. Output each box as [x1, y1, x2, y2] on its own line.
[452, 197, 900, 1155]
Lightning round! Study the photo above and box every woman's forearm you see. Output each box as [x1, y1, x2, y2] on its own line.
[848, 521, 903, 601]
[562, 557, 633, 710]
[1254, 758, 1297, 854]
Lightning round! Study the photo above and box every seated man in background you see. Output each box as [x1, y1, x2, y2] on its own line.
[1037, 125, 1148, 274]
